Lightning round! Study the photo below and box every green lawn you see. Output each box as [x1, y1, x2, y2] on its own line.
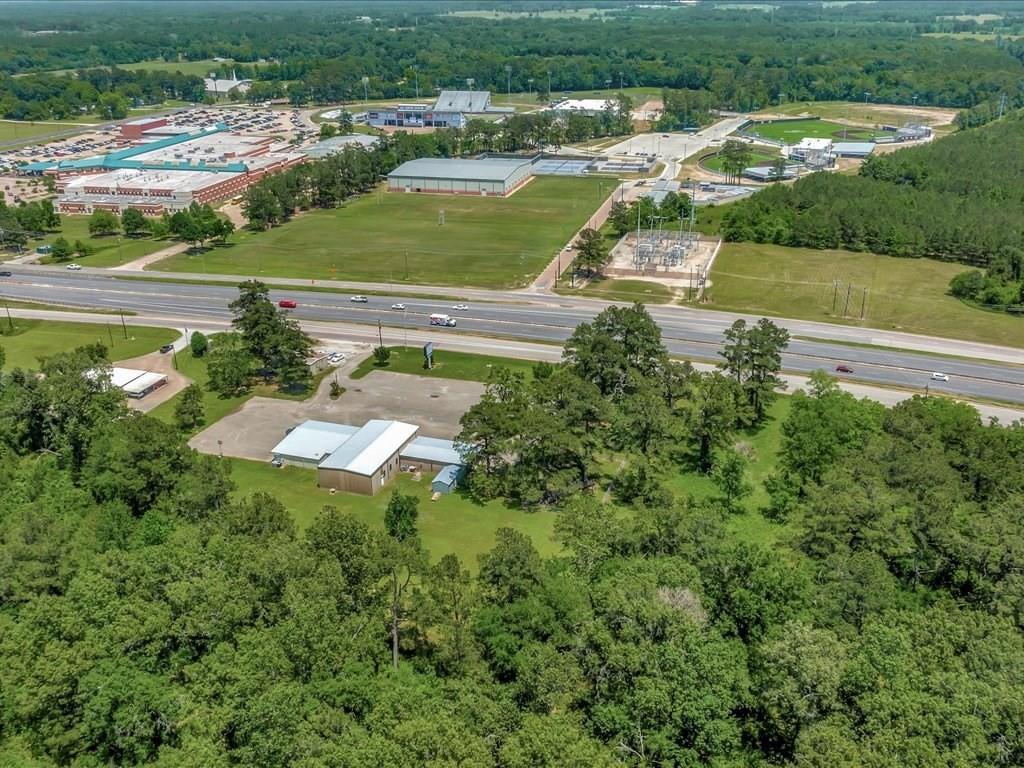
[745, 118, 886, 144]
[35, 216, 172, 267]
[664, 397, 790, 545]
[351, 346, 537, 383]
[707, 242, 1024, 347]
[0, 119, 91, 144]
[0, 319, 177, 370]
[149, 340, 327, 435]
[158, 177, 609, 288]
[227, 460, 560, 567]
[119, 59, 231, 77]
[556, 277, 674, 304]
[702, 149, 779, 172]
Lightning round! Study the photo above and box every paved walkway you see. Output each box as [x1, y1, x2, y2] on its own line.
[109, 241, 190, 271]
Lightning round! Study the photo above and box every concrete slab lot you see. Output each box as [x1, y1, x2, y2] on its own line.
[190, 355, 484, 461]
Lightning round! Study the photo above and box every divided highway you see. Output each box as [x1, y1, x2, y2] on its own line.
[2, 267, 1023, 406]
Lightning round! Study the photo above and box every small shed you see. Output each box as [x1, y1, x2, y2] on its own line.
[431, 465, 465, 495]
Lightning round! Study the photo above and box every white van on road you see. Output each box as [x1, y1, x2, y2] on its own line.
[429, 313, 457, 327]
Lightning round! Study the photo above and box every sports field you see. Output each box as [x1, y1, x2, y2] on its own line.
[707, 242, 1024, 348]
[754, 101, 957, 129]
[158, 177, 609, 288]
[746, 118, 887, 144]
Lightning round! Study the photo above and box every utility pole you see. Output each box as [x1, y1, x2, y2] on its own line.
[119, 309, 127, 339]
[377, 318, 384, 349]
[505, 64, 511, 98]
[404, 250, 409, 280]
[106, 324, 114, 348]
[831, 280, 839, 313]
[842, 283, 852, 317]
[859, 287, 868, 319]
[361, 76, 369, 102]
[413, 66, 419, 99]
[547, 69, 551, 98]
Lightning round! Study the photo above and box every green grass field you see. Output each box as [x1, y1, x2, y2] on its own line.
[664, 396, 789, 545]
[707, 242, 1024, 347]
[36, 217, 172, 267]
[351, 346, 537, 383]
[227, 460, 560, 567]
[746, 118, 884, 144]
[0, 119, 92, 144]
[556, 277, 674, 304]
[158, 177, 608, 288]
[0, 319, 177, 370]
[119, 59, 231, 77]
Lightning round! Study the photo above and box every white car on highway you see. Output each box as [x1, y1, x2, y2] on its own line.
[350, 295, 368, 303]
[452, 304, 469, 311]
[65, 263, 82, 270]
[930, 372, 950, 382]
[391, 303, 406, 311]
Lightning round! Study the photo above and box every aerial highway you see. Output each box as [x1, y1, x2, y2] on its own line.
[3, 266, 1023, 406]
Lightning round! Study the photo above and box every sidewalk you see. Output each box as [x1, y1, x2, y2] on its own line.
[109, 241, 190, 271]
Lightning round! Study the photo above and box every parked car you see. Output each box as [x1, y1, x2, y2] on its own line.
[350, 295, 368, 303]
[278, 299, 297, 309]
[930, 372, 950, 382]
[328, 353, 345, 364]
[65, 263, 82, 270]
[391, 303, 406, 310]
[452, 304, 469, 311]
[0, 270, 11, 277]
[159, 343, 174, 354]
[835, 364, 854, 373]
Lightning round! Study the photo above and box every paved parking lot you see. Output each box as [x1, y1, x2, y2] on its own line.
[189, 350, 485, 461]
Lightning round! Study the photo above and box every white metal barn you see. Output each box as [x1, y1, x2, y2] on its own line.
[387, 157, 533, 196]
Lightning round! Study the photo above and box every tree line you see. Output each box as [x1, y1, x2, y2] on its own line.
[4, 3, 1024, 115]
[1, 296, 1023, 766]
[720, 110, 1024, 312]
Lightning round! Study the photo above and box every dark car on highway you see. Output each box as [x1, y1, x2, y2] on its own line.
[0, 270, 11, 277]
[835, 364, 854, 373]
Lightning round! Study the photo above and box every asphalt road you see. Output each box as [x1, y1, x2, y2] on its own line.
[3, 267, 1024, 406]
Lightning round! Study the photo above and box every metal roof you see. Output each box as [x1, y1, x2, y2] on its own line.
[303, 134, 380, 159]
[271, 420, 359, 463]
[433, 90, 491, 113]
[832, 141, 875, 155]
[109, 367, 149, 388]
[319, 420, 418, 475]
[401, 436, 465, 466]
[388, 157, 532, 182]
[432, 464, 465, 487]
[122, 372, 167, 395]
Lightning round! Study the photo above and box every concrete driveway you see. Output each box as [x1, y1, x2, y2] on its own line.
[189, 350, 485, 461]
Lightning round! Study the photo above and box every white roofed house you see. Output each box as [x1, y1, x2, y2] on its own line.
[785, 137, 833, 167]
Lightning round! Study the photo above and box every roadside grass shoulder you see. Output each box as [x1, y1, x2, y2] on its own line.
[227, 460, 560, 567]
[707, 242, 1024, 348]
[555, 276, 674, 304]
[0, 319, 176, 370]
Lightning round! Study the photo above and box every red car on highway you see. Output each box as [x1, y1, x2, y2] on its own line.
[278, 299, 297, 309]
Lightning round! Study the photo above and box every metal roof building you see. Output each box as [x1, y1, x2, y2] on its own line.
[270, 421, 360, 467]
[387, 157, 533, 196]
[832, 141, 876, 158]
[269, 419, 467, 495]
[318, 420, 419, 495]
[644, 178, 682, 206]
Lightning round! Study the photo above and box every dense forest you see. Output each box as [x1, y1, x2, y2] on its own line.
[5, 1, 1024, 119]
[720, 110, 1024, 310]
[1, 304, 1023, 766]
